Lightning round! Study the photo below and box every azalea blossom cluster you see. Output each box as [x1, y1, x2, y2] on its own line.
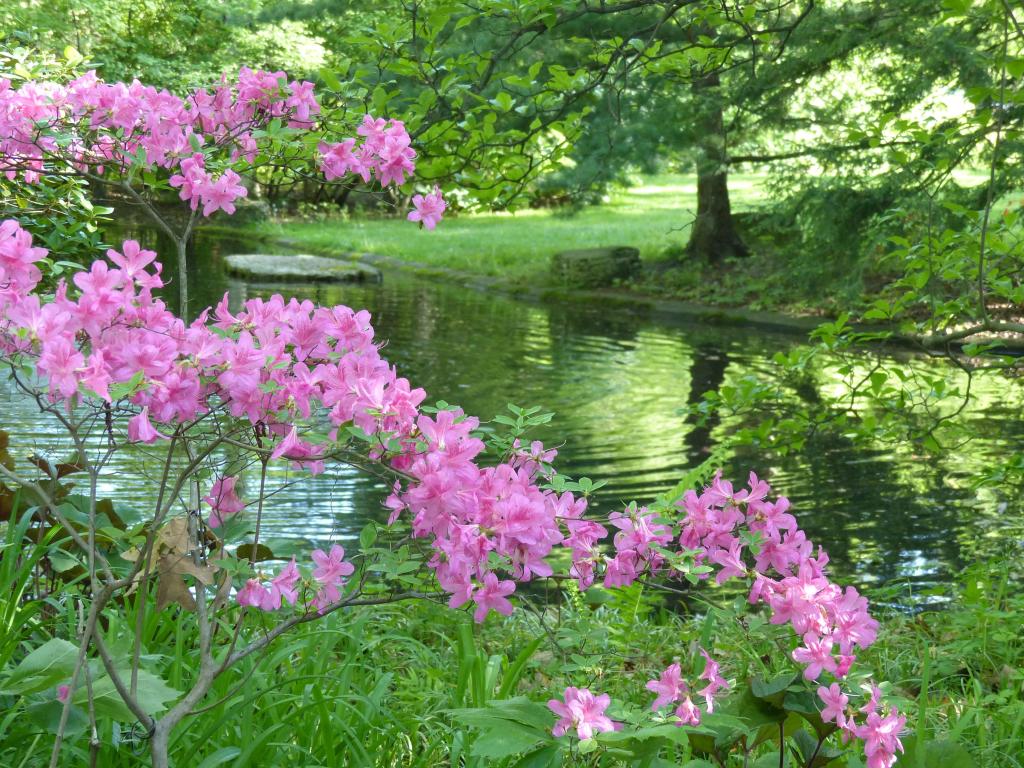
[819, 683, 906, 768]
[236, 545, 354, 613]
[0, 220, 573, 624]
[546, 649, 729, 742]
[0, 69, 444, 225]
[645, 650, 728, 725]
[385, 418, 586, 622]
[555, 473, 903, 768]
[548, 687, 619, 740]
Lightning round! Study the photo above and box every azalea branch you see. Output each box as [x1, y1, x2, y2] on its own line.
[47, 580, 127, 768]
[222, 590, 441, 671]
[132, 430, 181, 697]
[250, 457, 269, 562]
[48, 608, 95, 768]
[92, 631, 155, 732]
[217, 434, 418, 484]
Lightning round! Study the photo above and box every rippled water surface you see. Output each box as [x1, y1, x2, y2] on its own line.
[3, 226, 1022, 598]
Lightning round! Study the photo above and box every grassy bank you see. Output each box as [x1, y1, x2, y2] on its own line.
[242, 174, 809, 301]
[242, 171, 996, 316]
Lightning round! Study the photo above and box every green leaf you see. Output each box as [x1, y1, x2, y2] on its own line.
[236, 543, 275, 562]
[26, 698, 89, 736]
[902, 739, 974, 768]
[732, 685, 787, 731]
[751, 673, 797, 706]
[599, 723, 705, 747]
[0, 638, 79, 695]
[752, 751, 784, 768]
[196, 747, 243, 768]
[62, 46, 84, 65]
[122, 668, 179, 716]
[319, 68, 343, 91]
[512, 743, 561, 767]
[359, 522, 378, 549]
[471, 723, 546, 758]
[492, 92, 514, 112]
[486, 697, 556, 731]
[73, 675, 135, 721]
[791, 728, 842, 767]
[47, 547, 80, 574]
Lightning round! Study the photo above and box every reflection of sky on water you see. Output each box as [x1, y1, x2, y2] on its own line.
[2, 226, 1023, 603]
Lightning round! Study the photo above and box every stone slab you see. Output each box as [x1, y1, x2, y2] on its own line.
[551, 246, 641, 288]
[224, 253, 381, 283]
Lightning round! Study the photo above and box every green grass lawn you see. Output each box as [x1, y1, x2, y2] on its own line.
[245, 173, 770, 281]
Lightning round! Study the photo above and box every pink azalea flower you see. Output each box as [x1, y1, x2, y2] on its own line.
[548, 687, 619, 740]
[319, 139, 363, 180]
[199, 169, 247, 216]
[792, 632, 839, 681]
[710, 538, 747, 584]
[106, 240, 156, 281]
[835, 653, 856, 678]
[310, 544, 354, 586]
[407, 186, 446, 230]
[270, 425, 324, 472]
[698, 648, 728, 713]
[646, 662, 687, 710]
[127, 406, 166, 444]
[860, 684, 883, 715]
[674, 695, 702, 726]
[237, 578, 271, 609]
[855, 708, 906, 768]
[817, 682, 849, 726]
[356, 115, 388, 150]
[269, 558, 301, 606]
[203, 475, 245, 527]
[310, 583, 341, 613]
[79, 351, 111, 401]
[471, 572, 515, 622]
[37, 337, 84, 401]
[169, 153, 209, 209]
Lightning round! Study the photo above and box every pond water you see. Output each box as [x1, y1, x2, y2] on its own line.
[3, 225, 1022, 603]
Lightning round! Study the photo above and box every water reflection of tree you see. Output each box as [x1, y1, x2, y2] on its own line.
[683, 343, 729, 462]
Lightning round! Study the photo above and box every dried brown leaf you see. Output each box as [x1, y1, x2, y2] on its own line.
[156, 570, 195, 611]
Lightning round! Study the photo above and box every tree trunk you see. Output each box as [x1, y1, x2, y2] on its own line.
[686, 71, 748, 264]
[683, 343, 729, 461]
[176, 237, 189, 320]
[150, 725, 170, 768]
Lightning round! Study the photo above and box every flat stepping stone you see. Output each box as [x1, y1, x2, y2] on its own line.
[225, 253, 381, 283]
